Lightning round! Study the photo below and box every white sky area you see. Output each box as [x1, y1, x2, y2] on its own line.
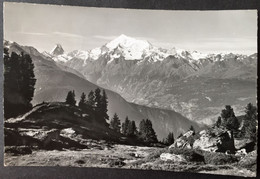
[4, 2, 257, 55]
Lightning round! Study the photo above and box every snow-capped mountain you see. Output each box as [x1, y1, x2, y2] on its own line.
[42, 35, 257, 125]
[46, 34, 254, 67]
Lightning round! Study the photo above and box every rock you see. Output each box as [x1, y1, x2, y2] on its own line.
[169, 130, 195, 149]
[193, 128, 236, 154]
[160, 153, 186, 162]
[135, 153, 142, 158]
[235, 139, 255, 153]
[234, 139, 250, 149]
[235, 149, 247, 156]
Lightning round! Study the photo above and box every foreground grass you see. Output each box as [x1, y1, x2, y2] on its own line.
[4, 144, 256, 177]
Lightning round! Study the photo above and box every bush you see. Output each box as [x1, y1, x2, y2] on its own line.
[108, 159, 125, 167]
[5, 146, 32, 155]
[203, 151, 239, 165]
[146, 148, 168, 161]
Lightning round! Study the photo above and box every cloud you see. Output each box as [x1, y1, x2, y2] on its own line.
[93, 35, 157, 44]
[93, 35, 117, 41]
[53, 32, 85, 38]
[198, 36, 257, 43]
[16, 32, 47, 36]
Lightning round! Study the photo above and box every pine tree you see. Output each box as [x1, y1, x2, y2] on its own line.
[65, 90, 76, 106]
[92, 88, 108, 125]
[177, 133, 183, 138]
[100, 89, 109, 121]
[139, 119, 146, 137]
[242, 103, 257, 141]
[94, 88, 102, 112]
[244, 103, 257, 121]
[221, 105, 235, 123]
[4, 49, 36, 119]
[220, 105, 239, 132]
[78, 92, 87, 109]
[225, 116, 240, 131]
[216, 116, 222, 127]
[145, 119, 158, 143]
[86, 90, 95, 110]
[127, 120, 137, 137]
[138, 119, 157, 143]
[110, 113, 121, 133]
[165, 132, 175, 145]
[122, 116, 130, 135]
[189, 125, 195, 133]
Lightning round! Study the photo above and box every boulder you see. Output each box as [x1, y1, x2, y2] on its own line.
[235, 149, 247, 157]
[160, 153, 186, 162]
[234, 139, 250, 149]
[193, 128, 236, 154]
[235, 139, 255, 153]
[169, 130, 195, 149]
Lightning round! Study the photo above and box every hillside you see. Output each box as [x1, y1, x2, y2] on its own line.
[4, 40, 200, 139]
[5, 102, 140, 148]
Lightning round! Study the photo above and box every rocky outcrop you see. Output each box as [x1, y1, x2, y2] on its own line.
[4, 102, 146, 153]
[193, 128, 236, 154]
[169, 130, 196, 149]
[169, 128, 236, 154]
[160, 153, 186, 162]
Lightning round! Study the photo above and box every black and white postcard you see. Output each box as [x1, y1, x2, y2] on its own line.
[3, 2, 257, 177]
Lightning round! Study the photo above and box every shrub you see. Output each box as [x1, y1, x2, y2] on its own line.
[108, 159, 125, 167]
[203, 151, 239, 165]
[5, 146, 32, 155]
[146, 148, 168, 161]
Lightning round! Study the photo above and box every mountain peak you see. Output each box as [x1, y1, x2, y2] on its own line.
[106, 34, 151, 52]
[50, 44, 64, 56]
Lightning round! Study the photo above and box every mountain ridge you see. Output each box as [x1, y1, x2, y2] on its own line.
[41, 35, 257, 125]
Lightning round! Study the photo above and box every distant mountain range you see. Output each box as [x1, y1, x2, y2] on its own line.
[4, 40, 201, 140]
[41, 35, 257, 124]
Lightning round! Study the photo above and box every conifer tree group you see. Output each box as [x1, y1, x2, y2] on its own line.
[110, 113, 121, 132]
[215, 103, 257, 141]
[241, 103, 257, 141]
[4, 48, 36, 119]
[65, 90, 76, 106]
[121, 116, 137, 137]
[220, 105, 239, 131]
[162, 132, 175, 145]
[138, 119, 158, 143]
[65, 88, 109, 125]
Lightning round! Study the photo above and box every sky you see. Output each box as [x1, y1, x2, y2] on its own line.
[4, 2, 257, 55]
